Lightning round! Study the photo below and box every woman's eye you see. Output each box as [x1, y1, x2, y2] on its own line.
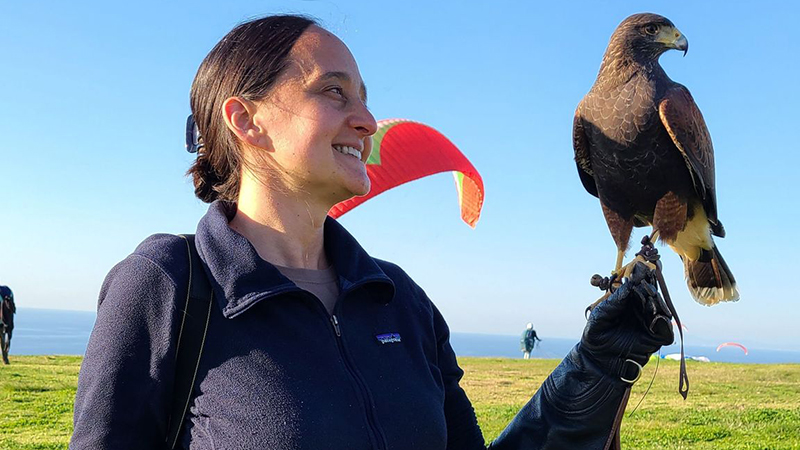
[644, 24, 658, 35]
[328, 86, 345, 98]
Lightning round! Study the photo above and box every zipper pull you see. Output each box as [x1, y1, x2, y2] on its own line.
[330, 314, 342, 337]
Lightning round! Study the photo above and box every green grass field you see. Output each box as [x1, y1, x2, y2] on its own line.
[1, 356, 798, 449]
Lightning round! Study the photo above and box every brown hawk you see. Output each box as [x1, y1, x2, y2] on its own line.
[573, 13, 739, 305]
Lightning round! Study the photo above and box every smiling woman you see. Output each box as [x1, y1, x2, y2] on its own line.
[226, 27, 377, 213]
[69, 14, 673, 450]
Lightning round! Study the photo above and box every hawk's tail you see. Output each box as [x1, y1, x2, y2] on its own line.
[682, 243, 740, 305]
[666, 204, 739, 306]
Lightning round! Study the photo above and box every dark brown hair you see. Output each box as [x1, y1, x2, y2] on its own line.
[187, 15, 317, 202]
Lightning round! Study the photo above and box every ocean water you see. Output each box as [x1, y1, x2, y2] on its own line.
[7, 308, 800, 364]
[449, 333, 800, 364]
[9, 308, 95, 356]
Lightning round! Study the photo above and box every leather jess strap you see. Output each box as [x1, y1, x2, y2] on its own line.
[604, 235, 690, 450]
[635, 236, 689, 400]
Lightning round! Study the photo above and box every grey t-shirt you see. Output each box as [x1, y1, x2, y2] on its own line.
[275, 265, 339, 315]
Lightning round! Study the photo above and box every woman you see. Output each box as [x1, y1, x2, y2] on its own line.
[71, 15, 673, 450]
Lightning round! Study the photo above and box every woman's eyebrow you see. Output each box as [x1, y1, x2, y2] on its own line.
[319, 71, 368, 103]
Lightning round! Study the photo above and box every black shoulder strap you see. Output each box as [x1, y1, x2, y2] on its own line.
[166, 234, 214, 449]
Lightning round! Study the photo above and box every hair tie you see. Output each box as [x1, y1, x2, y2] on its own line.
[185, 114, 204, 153]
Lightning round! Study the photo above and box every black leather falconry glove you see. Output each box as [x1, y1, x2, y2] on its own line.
[488, 262, 674, 450]
[581, 261, 675, 383]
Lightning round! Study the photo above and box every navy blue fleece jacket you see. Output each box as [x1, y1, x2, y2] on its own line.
[71, 201, 629, 449]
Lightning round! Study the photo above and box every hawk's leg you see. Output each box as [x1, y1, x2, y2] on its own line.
[614, 250, 625, 275]
[617, 230, 660, 278]
[586, 204, 634, 313]
[587, 230, 660, 315]
[601, 202, 634, 276]
[651, 191, 687, 244]
[650, 229, 661, 243]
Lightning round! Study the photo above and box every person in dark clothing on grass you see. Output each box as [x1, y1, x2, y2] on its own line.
[0, 285, 14, 364]
[70, 15, 674, 450]
[521, 323, 542, 359]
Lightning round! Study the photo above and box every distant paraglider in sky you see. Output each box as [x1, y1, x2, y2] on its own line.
[330, 119, 485, 227]
[716, 342, 748, 356]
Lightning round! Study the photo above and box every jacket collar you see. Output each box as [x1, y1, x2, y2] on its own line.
[195, 201, 395, 319]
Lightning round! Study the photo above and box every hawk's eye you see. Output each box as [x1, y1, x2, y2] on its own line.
[644, 24, 659, 35]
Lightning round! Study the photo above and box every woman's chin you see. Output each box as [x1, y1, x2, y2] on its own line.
[322, 179, 370, 208]
[351, 181, 371, 198]
[343, 175, 371, 198]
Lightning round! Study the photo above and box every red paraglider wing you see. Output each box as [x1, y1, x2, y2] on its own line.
[329, 119, 484, 227]
[716, 342, 748, 355]
[672, 320, 688, 331]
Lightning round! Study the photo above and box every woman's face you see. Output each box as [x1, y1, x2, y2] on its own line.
[250, 26, 377, 205]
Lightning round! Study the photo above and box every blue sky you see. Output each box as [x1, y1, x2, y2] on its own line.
[1, 1, 798, 351]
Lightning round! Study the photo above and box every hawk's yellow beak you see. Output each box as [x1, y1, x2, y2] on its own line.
[658, 27, 689, 56]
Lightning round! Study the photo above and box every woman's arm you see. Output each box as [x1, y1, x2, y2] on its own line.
[70, 238, 186, 450]
[439, 263, 672, 450]
[431, 303, 488, 450]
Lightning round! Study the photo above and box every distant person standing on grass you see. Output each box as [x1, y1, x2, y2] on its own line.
[70, 14, 674, 449]
[0, 285, 15, 364]
[520, 323, 541, 360]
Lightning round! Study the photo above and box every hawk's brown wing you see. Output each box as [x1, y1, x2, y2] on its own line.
[572, 105, 598, 198]
[659, 85, 721, 232]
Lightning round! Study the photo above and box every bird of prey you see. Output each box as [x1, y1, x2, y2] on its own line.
[573, 13, 739, 305]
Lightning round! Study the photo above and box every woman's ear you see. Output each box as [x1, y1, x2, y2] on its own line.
[222, 97, 270, 149]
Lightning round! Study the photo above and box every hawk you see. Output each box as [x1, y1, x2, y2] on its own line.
[573, 13, 739, 305]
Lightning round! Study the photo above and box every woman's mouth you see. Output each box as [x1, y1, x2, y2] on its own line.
[333, 145, 362, 160]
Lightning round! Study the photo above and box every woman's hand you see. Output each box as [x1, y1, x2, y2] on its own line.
[580, 262, 675, 382]
[486, 262, 676, 450]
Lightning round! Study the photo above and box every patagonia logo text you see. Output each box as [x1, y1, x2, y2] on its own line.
[376, 333, 401, 344]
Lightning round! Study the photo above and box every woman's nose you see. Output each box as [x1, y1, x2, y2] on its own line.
[351, 102, 377, 137]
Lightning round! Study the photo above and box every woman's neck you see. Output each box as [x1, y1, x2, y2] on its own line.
[229, 176, 331, 270]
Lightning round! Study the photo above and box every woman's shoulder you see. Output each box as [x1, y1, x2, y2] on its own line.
[132, 233, 189, 273]
[102, 233, 191, 295]
[373, 258, 410, 283]
[372, 258, 429, 301]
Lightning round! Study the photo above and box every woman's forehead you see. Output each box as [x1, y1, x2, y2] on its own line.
[287, 27, 364, 86]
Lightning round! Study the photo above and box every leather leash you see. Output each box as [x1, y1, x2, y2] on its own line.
[637, 236, 689, 400]
[600, 235, 690, 450]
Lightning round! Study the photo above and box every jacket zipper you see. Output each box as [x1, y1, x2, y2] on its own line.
[329, 313, 387, 450]
[330, 315, 341, 337]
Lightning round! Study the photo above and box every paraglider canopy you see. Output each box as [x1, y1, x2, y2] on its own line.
[716, 342, 748, 356]
[329, 119, 484, 227]
[672, 319, 688, 332]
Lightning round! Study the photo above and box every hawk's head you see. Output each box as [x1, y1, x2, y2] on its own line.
[608, 13, 689, 62]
